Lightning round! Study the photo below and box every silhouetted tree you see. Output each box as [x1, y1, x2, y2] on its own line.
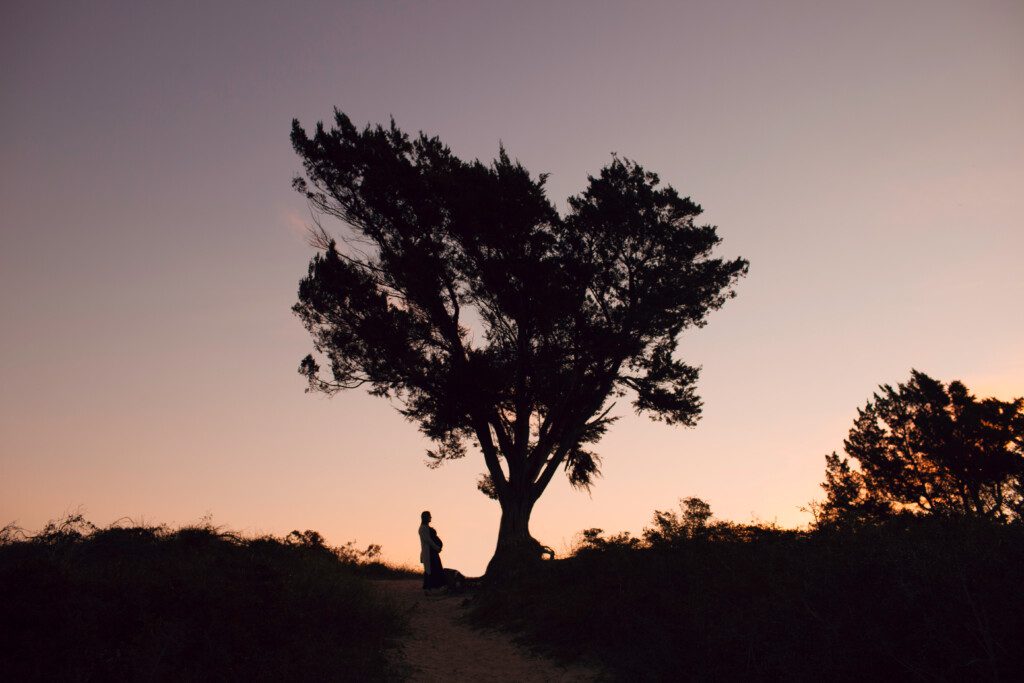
[812, 370, 1024, 527]
[290, 110, 748, 575]
[643, 496, 714, 545]
[808, 452, 894, 529]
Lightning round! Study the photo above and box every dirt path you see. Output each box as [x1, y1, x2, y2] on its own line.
[377, 579, 602, 682]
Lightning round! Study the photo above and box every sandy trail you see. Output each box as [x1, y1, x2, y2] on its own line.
[377, 579, 602, 682]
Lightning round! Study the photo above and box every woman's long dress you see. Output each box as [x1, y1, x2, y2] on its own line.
[423, 527, 446, 589]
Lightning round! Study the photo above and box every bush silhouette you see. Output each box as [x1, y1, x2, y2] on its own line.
[472, 503, 1024, 679]
[0, 515, 408, 680]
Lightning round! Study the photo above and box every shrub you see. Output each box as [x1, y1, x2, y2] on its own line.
[473, 511, 1024, 680]
[0, 516, 407, 680]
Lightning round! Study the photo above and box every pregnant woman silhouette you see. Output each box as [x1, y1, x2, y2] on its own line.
[419, 510, 445, 594]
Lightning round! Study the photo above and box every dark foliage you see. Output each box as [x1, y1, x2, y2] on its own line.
[290, 110, 747, 570]
[0, 515, 410, 681]
[811, 371, 1024, 527]
[472, 512, 1024, 681]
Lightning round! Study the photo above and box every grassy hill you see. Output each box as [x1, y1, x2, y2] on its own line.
[472, 515, 1024, 680]
[6, 511, 1021, 680]
[0, 515, 412, 681]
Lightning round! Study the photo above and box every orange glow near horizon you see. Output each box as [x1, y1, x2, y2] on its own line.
[2, 1, 1022, 576]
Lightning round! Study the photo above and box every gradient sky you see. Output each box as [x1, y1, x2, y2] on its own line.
[2, 0, 1022, 575]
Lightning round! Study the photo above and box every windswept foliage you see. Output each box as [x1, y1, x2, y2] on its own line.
[290, 110, 747, 572]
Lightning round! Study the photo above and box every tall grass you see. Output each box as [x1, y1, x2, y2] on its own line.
[472, 516, 1024, 681]
[0, 515, 409, 681]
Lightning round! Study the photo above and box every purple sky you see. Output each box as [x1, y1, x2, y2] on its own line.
[2, 0, 1022, 574]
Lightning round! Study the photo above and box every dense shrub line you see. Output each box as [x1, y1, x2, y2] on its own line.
[472, 515, 1024, 681]
[0, 515, 411, 681]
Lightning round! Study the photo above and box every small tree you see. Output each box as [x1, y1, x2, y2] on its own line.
[812, 370, 1024, 527]
[290, 110, 748, 575]
[643, 496, 714, 545]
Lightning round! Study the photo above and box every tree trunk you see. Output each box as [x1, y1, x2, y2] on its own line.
[485, 490, 542, 578]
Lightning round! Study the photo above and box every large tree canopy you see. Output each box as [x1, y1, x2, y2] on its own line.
[813, 370, 1024, 527]
[290, 110, 748, 574]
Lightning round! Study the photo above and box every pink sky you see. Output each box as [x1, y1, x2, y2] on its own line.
[2, 1, 1022, 575]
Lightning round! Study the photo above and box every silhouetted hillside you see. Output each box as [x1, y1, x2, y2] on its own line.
[0, 515, 411, 681]
[472, 514, 1024, 681]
